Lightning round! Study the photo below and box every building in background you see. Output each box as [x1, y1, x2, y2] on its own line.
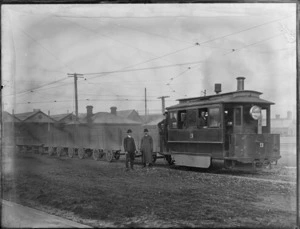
[269, 111, 296, 137]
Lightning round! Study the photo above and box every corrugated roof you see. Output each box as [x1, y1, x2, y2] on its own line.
[2, 111, 21, 122]
[68, 112, 141, 125]
[14, 111, 39, 121]
[14, 110, 55, 122]
[117, 110, 134, 117]
[91, 112, 141, 124]
[51, 113, 74, 121]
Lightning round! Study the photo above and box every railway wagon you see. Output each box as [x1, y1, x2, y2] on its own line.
[45, 106, 143, 162]
[14, 110, 56, 154]
[164, 77, 281, 169]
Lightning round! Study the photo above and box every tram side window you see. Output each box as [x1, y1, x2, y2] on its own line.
[169, 112, 178, 129]
[187, 109, 197, 128]
[177, 110, 187, 129]
[208, 107, 221, 128]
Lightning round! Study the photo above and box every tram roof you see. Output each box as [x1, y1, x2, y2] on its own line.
[167, 90, 274, 110]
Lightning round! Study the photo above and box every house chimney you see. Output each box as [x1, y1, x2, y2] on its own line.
[110, 106, 117, 115]
[236, 77, 245, 91]
[86, 105, 93, 123]
[33, 109, 40, 112]
[287, 111, 292, 120]
[214, 84, 221, 94]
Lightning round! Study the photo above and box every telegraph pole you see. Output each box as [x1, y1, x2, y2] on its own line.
[68, 73, 83, 120]
[158, 96, 169, 114]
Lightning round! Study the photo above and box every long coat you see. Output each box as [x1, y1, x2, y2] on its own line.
[123, 136, 136, 153]
[140, 135, 153, 164]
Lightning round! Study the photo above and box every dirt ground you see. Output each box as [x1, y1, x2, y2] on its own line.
[2, 147, 297, 228]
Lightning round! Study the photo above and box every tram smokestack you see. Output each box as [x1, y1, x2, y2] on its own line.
[236, 77, 245, 91]
[110, 106, 117, 115]
[214, 84, 221, 94]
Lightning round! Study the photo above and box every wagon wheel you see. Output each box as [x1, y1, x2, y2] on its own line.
[165, 155, 174, 165]
[68, 148, 75, 158]
[152, 154, 157, 164]
[93, 149, 100, 161]
[38, 146, 45, 155]
[114, 151, 121, 160]
[56, 147, 63, 157]
[106, 150, 113, 162]
[78, 148, 85, 159]
[48, 146, 54, 156]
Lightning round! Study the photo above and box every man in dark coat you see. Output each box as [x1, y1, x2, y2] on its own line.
[158, 111, 168, 152]
[140, 128, 153, 167]
[123, 129, 136, 170]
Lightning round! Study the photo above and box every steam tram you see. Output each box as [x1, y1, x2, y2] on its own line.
[163, 77, 280, 169]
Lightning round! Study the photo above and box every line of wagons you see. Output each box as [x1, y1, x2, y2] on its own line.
[3, 77, 281, 169]
[4, 107, 164, 163]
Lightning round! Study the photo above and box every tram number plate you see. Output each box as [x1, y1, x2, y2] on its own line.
[260, 143, 264, 148]
[190, 133, 194, 139]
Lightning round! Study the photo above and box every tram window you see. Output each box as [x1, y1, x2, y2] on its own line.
[169, 112, 178, 129]
[178, 110, 187, 129]
[235, 108, 242, 126]
[208, 107, 221, 128]
[187, 109, 197, 128]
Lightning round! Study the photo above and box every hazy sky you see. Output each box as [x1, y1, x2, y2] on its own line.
[2, 3, 296, 118]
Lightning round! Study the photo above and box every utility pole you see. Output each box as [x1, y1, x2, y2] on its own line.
[68, 73, 83, 120]
[158, 96, 169, 114]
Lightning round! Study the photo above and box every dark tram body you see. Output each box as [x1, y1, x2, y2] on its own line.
[163, 77, 280, 168]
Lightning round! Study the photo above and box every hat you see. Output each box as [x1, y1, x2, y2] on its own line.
[164, 111, 168, 115]
[127, 129, 132, 133]
[144, 128, 149, 133]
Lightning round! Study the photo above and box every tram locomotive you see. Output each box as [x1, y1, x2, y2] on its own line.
[162, 77, 280, 169]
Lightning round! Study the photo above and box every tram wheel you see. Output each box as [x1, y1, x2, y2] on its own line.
[165, 155, 174, 165]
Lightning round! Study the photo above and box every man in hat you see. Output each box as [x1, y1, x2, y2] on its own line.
[123, 129, 136, 170]
[140, 128, 153, 168]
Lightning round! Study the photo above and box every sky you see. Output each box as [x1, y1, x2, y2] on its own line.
[2, 3, 297, 118]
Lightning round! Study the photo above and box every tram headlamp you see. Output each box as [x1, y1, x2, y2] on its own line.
[250, 106, 261, 120]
